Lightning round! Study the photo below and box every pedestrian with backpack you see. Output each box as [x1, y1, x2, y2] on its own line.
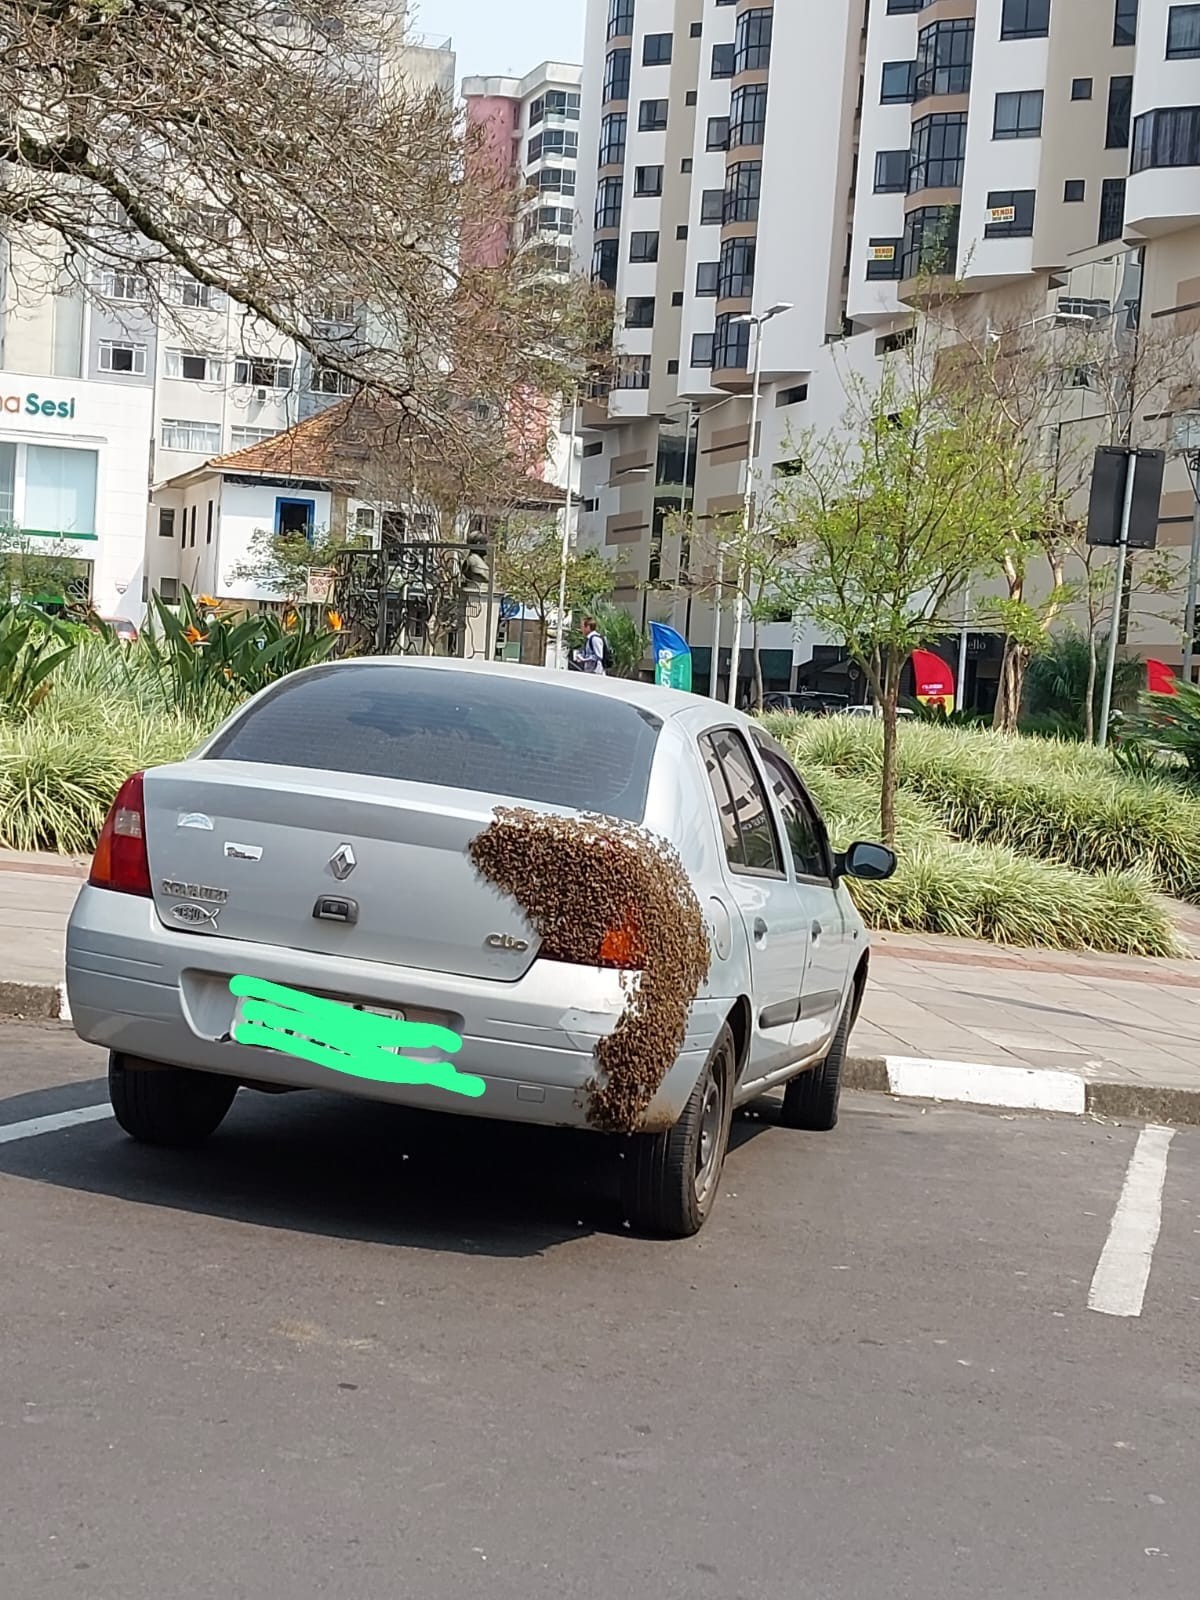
[573, 616, 611, 676]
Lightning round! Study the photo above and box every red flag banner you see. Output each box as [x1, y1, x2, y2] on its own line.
[1146, 659, 1177, 696]
[912, 648, 956, 712]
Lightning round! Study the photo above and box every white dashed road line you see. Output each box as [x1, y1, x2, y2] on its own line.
[1088, 1124, 1176, 1318]
[0, 1105, 111, 1145]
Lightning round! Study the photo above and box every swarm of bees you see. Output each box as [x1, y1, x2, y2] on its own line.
[468, 807, 711, 1133]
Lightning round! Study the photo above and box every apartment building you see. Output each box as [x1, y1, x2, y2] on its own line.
[576, 0, 1200, 700]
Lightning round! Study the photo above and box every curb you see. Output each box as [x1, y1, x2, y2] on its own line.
[0, 981, 67, 1023]
[846, 1054, 1200, 1127]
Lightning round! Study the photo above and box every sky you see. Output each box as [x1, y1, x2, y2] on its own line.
[413, 0, 585, 85]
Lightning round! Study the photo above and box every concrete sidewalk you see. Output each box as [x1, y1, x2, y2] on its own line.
[2, 848, 1197, 1121]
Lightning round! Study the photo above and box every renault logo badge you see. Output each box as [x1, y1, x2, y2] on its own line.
[329, 844, 357, 881]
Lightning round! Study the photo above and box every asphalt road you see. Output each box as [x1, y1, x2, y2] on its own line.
[2, 1023, 1198, 1600]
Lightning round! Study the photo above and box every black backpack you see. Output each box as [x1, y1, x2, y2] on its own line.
[598, 635, 614, 672]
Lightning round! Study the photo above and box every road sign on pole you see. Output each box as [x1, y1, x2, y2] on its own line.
[1086, 446, 1165, 550]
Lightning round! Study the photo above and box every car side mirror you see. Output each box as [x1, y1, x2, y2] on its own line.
[836, 840, 897, 882]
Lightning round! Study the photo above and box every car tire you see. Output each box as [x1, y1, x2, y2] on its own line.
[621, 1024, 735, 1239]
[109, 1053, 238, 1148]
[780, 999, 852, 1132]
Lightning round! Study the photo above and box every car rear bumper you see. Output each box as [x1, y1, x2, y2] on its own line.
[66, 887, 726, 1131]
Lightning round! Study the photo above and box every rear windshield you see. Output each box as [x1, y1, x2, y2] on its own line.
[205, 664, 662, 822]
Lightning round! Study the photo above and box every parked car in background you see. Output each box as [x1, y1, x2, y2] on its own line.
[841, 704, 915, 719]
[762, 692, 850, 717]
[66, 659, 895, 1237]
[101, 617, 139, 644]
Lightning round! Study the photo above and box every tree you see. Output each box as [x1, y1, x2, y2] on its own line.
[589, 601, 647, 679]
[493, 517, 613, 664]
[771, 321, 1044, 845]
[1, 0, 609, 487]
[229, 524, 366, 603]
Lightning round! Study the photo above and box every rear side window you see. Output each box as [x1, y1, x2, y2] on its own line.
[206, 665, 662, 821]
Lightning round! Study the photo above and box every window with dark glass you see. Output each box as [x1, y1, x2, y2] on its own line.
[913, 19, 974, 99]
[1167, 5, 1200, 56]
[606, 0, 634, 40]
[908, 112, 967, 192]
[625, 296, 655, 328]
[717, 236, 756, 300]
[874, 148, 910, 192]
[724, 160, 762, 221]
[1106, 75, 1133, 147]
[638, 98, 668, 130]
[881, 59, 917, 103]
[614, 355, 651, 390]
[592, 238, 619, 287]
[634, 164, 663, 195]
[729, 83, 768, 147]
[594, 175, 624, 229]
[696, 261, 720, 296]
[1000, 0, 1051, 38]
[900, 205, 960, 278]
[629, 229, 659, 261]
[1131, 106, 1200, 170]
[711, 43, 735, 77]
[758, 750, 829, 880]
[1071, 77, 1093, 99]
[983, 188, 1036, 238]
[713, 312, 751, 369]
[1064, 178, 1086, 202]
[1098, 176, 1127, 242]
[993, 88, 1043, 138]
[642, 31, 672, 64]
[699, 732, 783, 875]
[691, 332, 715, 368]
[598, 112, 626, 165]
[887, 0, 924, 10]
[706, 116, 730, 150]
[1113, 0, 1138, 44]
[603, 47, 631, 103]
[734, 8, 773, 72]
[700, 187, 724, 223]
[865, 237, 902, 280]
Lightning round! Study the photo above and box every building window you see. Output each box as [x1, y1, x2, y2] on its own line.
[598, 112, 626, 165]
[629, 229, 659, 262]
[873, 149, 910, 193]
[734, 8, 773, 72]
[776, 384, 809, 408]
[607, 0, 634, 39]
[914, 19, 974, 100]
[527, 129, 578, 163]
[713, 312, 751, 370]
[206, 500, 214, 545]
[1000, 0, 1051, 39]
[1131, 105, 1200, 171]
[310, 367, 357, 394]
[614, 355, 651, 390]
[700, 188, 725, 223]
[865, 238, 903, 280]
[1106, 75, 1133, 147]
[984, 189, 1036, 238]
[230, 426, 276, 449]
[993, 89, 1044, 138]
[99, 270, 146, 302]
[1113, 0, 1138, 44]
[908, 112, 967, 192]
[711, 43, 735, 78]
[1071, 77, 1093, 100]
[634, 164, 663, 195]
[97, 340, 147, 375]
[161, 419, 221, 453]
[1168, 5, 1200, 56]
[1064, 178, 1086, 202]
[625, 296, 656, 328]
[158, 507, 176, 539]
[603, 47, 631, 103]
[158, 577, 180, 603]
[643, 32, 672, 65]
[536, 166, 576, 195]
[592, 238, 619, 287]
[172, 275, 216, 309]
[164, 349, 219, 382]
[887, 0, 924, 10]
[234, 357, 293, 389]
[594, 176, 624, 229]
[23, 444, 98, 536]
[717, 236, 756, 300]
[729, 83, 768, 147]
[900, 205, 960, 278]
[696, 261, 720, 296]
[881, 60, 917, 103]
[1098, 176, 1127, 242]
[706, 116, 730, 150]
[691, 332, 715, 368]
[638, 98, 668, 131]
[724, 161, 762, 221]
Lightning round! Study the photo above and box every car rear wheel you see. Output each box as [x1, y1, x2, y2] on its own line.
[780, 1000, 851, 1132]
[109, 1053, 238, 1148]
[621, 1024, 735, 1238]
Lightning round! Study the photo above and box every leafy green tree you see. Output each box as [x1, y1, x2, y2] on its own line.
[589, 602, 648, 679]
[494, 517, 614, 664]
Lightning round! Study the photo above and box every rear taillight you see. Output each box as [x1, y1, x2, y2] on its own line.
[541, 915, 644, 971]
[89, 772, 152, 897]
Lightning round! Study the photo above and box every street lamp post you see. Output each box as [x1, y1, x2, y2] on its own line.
[1173, 412, 1200, 686]
[726, 302, 792, 709]
[553, 387, 579, 670]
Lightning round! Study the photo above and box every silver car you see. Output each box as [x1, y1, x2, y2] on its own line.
[66, 658, 894, 1236]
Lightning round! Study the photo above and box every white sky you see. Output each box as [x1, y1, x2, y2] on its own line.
[413, 0, 585, 84]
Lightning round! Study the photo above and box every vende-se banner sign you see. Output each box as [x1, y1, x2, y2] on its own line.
[1, 392, 78, 420]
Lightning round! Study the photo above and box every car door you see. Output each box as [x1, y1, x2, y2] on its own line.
[753, 738, 854, 1058]
[698, 728, 809, 1083]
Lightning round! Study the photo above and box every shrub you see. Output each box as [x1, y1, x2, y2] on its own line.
[1125, 683, 1200, 781]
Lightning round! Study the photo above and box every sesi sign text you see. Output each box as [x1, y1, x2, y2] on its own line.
[1, 393, 77, 419]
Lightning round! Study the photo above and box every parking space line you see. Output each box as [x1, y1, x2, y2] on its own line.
[0, 1105, 111, 1145]
[1088, 1125, 1176, 1318]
